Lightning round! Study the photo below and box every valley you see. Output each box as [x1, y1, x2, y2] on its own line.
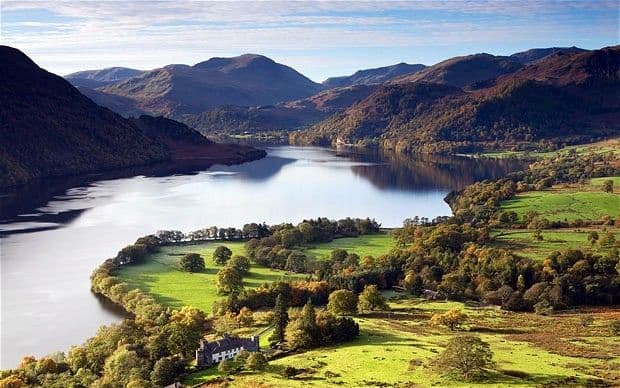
[1, 7, 619, 387]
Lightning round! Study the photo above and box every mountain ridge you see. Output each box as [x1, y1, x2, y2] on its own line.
[291, 46, 620, 153]
[323, 63, 426, 88]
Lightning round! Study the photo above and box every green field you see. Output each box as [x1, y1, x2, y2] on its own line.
[500, 191, 618, 222]
[304, 233, 397, 260]
[491, 228, 620, 260]
[117, 241, 305, 313]
[185, 297, 618, 387]
[464, 138, 620, 160]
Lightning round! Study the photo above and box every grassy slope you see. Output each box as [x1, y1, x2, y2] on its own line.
[185, 297, 619, 387]
[494, 176, 619, 260]
[117, 241, 305, 312]
[491, 229, 620, 261]
[498, 173, 619, 224]
[304, 233, 396, 260]
[500, 191, 618, 222]
[465, 138, 620, 159]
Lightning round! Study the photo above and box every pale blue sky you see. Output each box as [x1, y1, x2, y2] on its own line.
[1, 1, 618, 82]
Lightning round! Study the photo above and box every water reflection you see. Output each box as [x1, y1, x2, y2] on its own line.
[0, 146, 526, 368]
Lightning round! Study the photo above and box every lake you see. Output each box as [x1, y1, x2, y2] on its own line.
[0, 146, 525, 368]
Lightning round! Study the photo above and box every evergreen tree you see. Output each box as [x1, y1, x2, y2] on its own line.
[269, 293, 289, 344]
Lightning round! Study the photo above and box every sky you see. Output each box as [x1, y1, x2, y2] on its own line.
[1, 1, 618, 82]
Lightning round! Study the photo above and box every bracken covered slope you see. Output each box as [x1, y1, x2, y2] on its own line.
[292, 46, 620, 153]
[0, 45, 169, 187]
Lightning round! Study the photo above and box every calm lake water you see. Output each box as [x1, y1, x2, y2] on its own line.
[0, 146, 525, 368]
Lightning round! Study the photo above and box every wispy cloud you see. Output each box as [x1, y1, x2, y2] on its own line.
[1, 1, 617, 81]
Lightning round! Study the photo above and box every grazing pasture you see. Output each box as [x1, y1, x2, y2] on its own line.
[117, 241, 305, 312]
[184, 296, 619, 387]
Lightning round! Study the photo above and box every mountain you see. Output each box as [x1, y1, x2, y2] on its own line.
[99, 54, 324, 117]
[0, 46, 265, 187]
[180, 84, 378, 135]
[510, 46, 587, 64]
[129, 115, 265, 161]
[323, 63, 426, 88]
[65, 67, 144, 88]
[76, 86, 148, 117]
[291, 46, 620, 153]
[391, 53, 523, 89]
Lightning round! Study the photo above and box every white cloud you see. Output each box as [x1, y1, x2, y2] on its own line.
[1, 0, 617, 80]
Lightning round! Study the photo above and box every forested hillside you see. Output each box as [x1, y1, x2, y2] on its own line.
[292, 46, 620, 153]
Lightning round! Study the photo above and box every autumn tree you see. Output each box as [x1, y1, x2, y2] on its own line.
[216, 266, 243, 294]
[245, 352, 268, 371]
[430, 309, 467, 331]
[327, 289, 358, 316]
[435, 335, 493, 380]
[237, 307, 254, 327]
[285, 299, 319, 349]
[357, 285, 389, 313]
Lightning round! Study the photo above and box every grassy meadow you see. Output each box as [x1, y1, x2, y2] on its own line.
[304, 233, 397, 260]
[498, 175, 618, 223]
[184, 295, 619, 387]
[117, 233, 397, 313]
[491, 228, 620, 260]
[466, 138, 620, 159]
[500, 191, 618, 222]
[117, 241, 306, 313]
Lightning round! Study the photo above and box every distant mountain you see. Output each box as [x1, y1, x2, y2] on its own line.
[181, 84, 378, 135]
[76, 86, 148, 117]
[0, 46, 264, 187]
[65, 67, 144, 88]
[130, 115, 265, 161]
[292, 46, 620, 153]
[323, 63, 426, 88]
[510, 46, 587, 64]
[392, 53, 523, 89]
[99, 54, 324, 117]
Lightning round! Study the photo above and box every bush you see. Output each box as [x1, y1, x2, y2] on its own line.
[610, 320, 620, 336]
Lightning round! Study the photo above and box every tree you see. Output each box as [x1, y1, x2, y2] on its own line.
[213, 246, 233, 265]
[150, 357, 183, 387]
[357, 285, 389, 312]
[269, 293, 289, 344]
[285, 251, 307, 273]
[218, 359, 234, 375]
[214, 312, 238, 335]
[587, 231, 599, 246]
[602, 179, 614, 193]
[435, 335, 493, 380]
[228, 255, 250, 275]
[216, 266, 243, 294]
[533, 229, 543, 241]
[179, 253, 205, 273]
[237, 307, 254, 327]
[285, 299, 319, 349]
[101, 347, 149, 387]
[245, 352, 268, 371]
[430, 309, 467, 330]
[327, 290, 358, 316]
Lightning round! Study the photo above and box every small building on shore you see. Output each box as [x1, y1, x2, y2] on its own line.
[196, 334, 260, 367]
